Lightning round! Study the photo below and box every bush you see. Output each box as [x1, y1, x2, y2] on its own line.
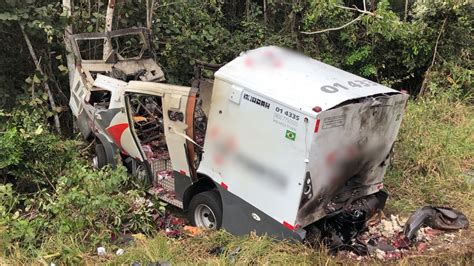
[0, 103, 166, 262]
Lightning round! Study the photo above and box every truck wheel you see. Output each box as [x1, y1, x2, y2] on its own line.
[188, 190, 222, 230]
[93, 143, 108, 169]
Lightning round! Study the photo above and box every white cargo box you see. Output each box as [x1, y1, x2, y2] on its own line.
[198, 46, 408, 232]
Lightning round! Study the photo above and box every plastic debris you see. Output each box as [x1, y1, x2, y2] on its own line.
[97, 247, 106, 256]
[116, 248, 125, 256]
[183, 225, 204, 236]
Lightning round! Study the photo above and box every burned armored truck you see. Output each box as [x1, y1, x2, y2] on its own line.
[68, 27, 409, 240]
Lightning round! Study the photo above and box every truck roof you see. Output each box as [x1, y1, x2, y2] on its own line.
[215, 46, 399, 116]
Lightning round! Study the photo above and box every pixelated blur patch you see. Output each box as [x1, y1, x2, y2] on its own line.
[285, 130, 296, 141]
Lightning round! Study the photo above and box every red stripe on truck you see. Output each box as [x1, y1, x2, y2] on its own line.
[220, 182, 228, 190]
[283, 221, 295, 231]
[106, 123, 128, 148]
[314, 119, 321, 133]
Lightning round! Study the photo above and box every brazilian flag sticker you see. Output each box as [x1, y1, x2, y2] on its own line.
[285, 130, 296, 141]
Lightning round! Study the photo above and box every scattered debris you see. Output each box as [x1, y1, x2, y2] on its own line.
[183, 225, 204, 236]
[228, 246, 242, 264]
[403, 206, 469, 239]
[208, 246, 225, 256]
[97, 247, 106, 256]
[315, 205, 470, 261]
[309, 190, 388, 255]
[116, 248, 125, 256]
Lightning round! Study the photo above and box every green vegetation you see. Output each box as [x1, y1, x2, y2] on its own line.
[386, 93, 473, 216]
[1, 102, 166, 263]
[0, 0, 472, 264]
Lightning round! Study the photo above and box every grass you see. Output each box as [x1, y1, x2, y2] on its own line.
[384, 94, 474, 218]
[104, 231, 332, 265]
[1, 94, 473, 264]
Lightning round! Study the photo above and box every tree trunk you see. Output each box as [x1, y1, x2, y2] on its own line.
[263, 0, 267, 24]
[146, 0, 156, 30]
[62, 0, 75, 88]
[20, 24, 61, 134]
[246, 0, 250, 19]
[103, 0, 116, 59]
[404, 0, 408, 21]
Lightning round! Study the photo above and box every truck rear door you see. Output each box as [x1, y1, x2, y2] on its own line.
[297, 93, 409, 227]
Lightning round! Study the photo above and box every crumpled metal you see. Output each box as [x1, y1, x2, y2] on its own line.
[403, 206, 469, 239]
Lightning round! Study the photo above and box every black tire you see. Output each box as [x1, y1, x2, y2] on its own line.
[94, 143, 108, 168]
[188, 190, 223, 229]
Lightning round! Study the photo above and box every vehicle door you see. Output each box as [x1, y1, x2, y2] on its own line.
[124, 82, 197, 180]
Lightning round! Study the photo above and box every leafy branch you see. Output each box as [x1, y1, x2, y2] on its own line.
[301, 0, 373, 35]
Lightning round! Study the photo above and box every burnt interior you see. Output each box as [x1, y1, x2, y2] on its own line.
[126, 93, 208, 174]
[306, 190, 388, 255]
[128, 94, 169, 163]
[88, 90, 111, 109]
[193, 96, 208, 166]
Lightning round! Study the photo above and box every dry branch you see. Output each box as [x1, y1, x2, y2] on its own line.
[20, 24, 61, 134]
[62, 0, 75, 88]
[301, 15, 363, 35]
[419, 17, 448, 96]
[301, 0, 372, 35]
[103, 0, 116, 59]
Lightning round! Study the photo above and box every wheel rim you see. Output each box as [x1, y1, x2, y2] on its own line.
[194, 204, 217, 229]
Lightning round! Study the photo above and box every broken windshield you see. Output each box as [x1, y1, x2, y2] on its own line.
[70, 28, 151, 62]
[111, 33, 145, 59]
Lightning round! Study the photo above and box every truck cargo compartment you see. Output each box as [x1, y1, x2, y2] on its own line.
[297, 93, 409, 227]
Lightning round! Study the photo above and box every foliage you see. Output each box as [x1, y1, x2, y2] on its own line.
[0, 103, 166, 262]
[0, 0, 472, 104]
[385, 91, 473, 214]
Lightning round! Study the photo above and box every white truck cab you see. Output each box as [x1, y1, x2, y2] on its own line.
[68, 30, 408, 240]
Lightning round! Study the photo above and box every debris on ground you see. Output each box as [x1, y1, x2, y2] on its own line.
[208, 246, 225, 256]
[97, 246, 106, 256]
[308, 191, 389, 256]
[403, 206, 469, 239]
[116, 248, 125, 256]
[228, 246, 242, 264]
[183, 225, 204, 236]
[319, 205, 470, 261]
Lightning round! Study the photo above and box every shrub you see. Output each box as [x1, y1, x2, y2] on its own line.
[0, 103, 166, 262]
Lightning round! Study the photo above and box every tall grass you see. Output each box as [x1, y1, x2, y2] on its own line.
[385, 94, 474, 217]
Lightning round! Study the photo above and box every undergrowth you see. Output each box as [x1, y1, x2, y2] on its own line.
[0, 102, 166, 264]
[385, 92, 473, 218]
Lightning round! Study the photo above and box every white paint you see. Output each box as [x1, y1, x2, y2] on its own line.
[216, 46, 397, 116]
